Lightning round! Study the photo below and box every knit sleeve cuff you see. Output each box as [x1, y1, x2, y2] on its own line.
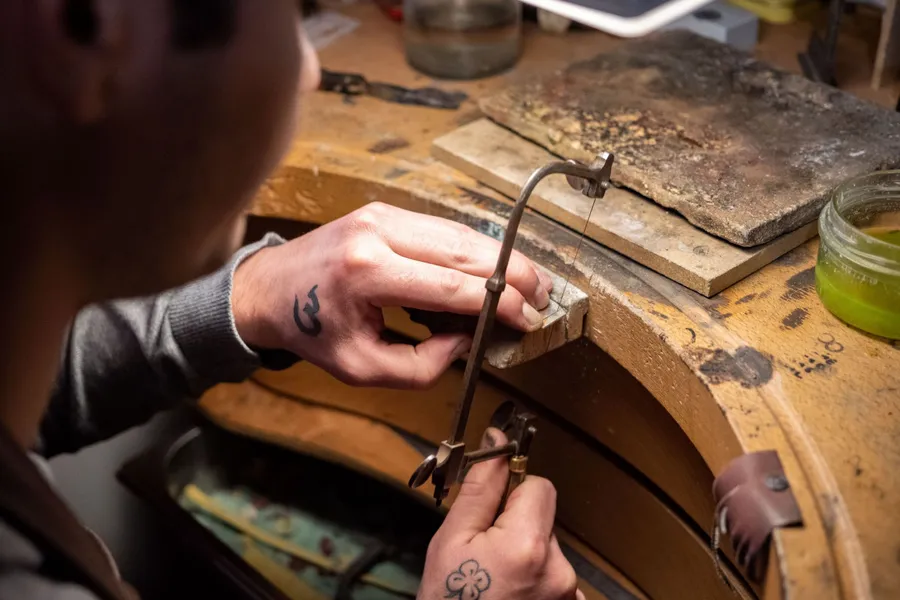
[168, 232, 298, 388]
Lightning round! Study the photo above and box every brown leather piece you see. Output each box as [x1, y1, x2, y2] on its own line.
[713, 450, 803, 584]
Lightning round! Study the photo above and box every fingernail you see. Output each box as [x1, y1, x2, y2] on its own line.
[538, 269, 553, 292]
[481, 430, 497, 449]
[453, 338, 472, 360]
[534, 280, 550, 309]
[522, 303, 543, 331]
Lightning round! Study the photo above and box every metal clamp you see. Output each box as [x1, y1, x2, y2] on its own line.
[407, 154, 615, 507]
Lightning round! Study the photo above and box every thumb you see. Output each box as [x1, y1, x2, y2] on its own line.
[363, 334, 471, 389]
[439, 427, 509, 541]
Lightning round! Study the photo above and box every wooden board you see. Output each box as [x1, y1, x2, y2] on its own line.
[873, 0, 900, 89]
[433, 119, 818, 296]
[480, 30, 900, 247]
[199, 382, 430, 500]
[557, 532, 649, 600]
[253, 139, 896, 600]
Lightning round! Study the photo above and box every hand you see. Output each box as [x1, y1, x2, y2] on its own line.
[232, 202, 552, 388]
[419, 428, 583, 600]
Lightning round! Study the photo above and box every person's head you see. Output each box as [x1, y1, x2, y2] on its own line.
[0, 0, 320, 302]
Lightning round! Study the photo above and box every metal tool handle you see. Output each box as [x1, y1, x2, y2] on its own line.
[408, 154, 615, 506]
[447, 155, 614, 448]
[500, 456, 529, 513]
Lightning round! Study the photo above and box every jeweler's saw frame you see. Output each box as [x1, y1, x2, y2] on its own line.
[408, 153, 615, 507]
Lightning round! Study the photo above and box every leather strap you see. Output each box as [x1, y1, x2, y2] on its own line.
[0, 422, 137, 600]
[711, 450, 803, 583]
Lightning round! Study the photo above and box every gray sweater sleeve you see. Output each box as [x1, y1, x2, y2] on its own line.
[38, 233, 297, 457]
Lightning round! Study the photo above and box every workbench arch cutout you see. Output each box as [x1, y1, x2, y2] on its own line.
[248, 144, 876, 600]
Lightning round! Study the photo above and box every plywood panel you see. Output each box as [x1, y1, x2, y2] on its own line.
[433, 119, 817, 296]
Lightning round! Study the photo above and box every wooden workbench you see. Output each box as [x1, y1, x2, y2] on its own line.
[203, 5, 900, 600]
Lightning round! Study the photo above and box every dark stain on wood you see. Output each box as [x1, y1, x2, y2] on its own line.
[480, 30, 900, 246]
[649, 309, 670, 320]
[735, 293, 757, 305]
[385, 167, 410, 180]
[781, 267, 816, 301]
[781, 351, 837, 379]
[456, 186, 512, 217]
[781, 307, 810, 329]
[699, 346, 773, 388]
[700, 292, 729, 308]
[819, 494, 839, 542]
[686, 328, 696, 344]
[695, 292, 733, 319]
[368, 136, 410, 154]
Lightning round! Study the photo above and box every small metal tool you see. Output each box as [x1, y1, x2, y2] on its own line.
[319, 69, 468, 110]
[408, 153, 615, 507]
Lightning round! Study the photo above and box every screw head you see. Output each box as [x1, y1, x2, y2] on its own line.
[765, 474, 789, 492]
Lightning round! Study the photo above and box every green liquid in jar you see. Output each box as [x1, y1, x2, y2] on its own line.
[869, 228, 900, 246]
[816, 227, 900, 339]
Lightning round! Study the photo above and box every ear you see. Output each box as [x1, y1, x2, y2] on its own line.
[26, 0, 125, 124]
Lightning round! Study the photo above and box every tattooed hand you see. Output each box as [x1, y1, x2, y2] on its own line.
[418, 428, 584, 600]
[232, 202, 552, 388]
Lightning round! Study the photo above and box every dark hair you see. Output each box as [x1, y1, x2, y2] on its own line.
[62, 0, 237, 50]
[171, 0, 236, 51]
[62, 0, 99, 45]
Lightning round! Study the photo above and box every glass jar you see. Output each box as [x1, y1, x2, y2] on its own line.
[404, 0, 522, 80]
[816, 171, 900, 339]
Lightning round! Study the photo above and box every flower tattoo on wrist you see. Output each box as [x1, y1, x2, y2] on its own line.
[445, 560, 491, 599]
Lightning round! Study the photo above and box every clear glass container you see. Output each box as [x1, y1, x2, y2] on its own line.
[816, 171, 900, 339]
[404, 0, 522, 80]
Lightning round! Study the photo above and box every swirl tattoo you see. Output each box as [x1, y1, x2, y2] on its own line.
[293, 285, 322, 337]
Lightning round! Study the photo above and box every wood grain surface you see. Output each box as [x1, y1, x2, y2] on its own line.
[241, 5, 900, 598]
[433, 119, 818, 296]
[201, 373, 752, 600]
[201, 383, 652, 600]
[873, 0, 900, 89]
[480, 30, 900, 246]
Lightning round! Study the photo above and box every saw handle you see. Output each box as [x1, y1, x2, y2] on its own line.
[500, 455, 529, 513]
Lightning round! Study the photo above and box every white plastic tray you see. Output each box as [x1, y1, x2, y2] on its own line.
[522, 0, 717, 37]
